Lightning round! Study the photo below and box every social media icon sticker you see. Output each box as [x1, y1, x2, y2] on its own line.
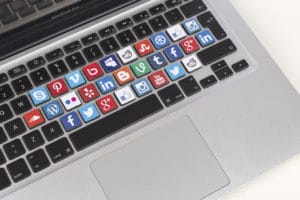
[100, 55, 121, 72]
[60, 92, 82, 111]
[79, 103, 100, 123]
[147, 52, 167, 70]
[179, 36, 200, 54]
[82, 62, 103, 81]
[181, 55, 202, 72]
[165, 63, 186, 81]
[48, 79, 68, 97]
[117, 46, 138, 64]
[96, 95, 118, 114]
[60, 112, 82, 132]
[130, 60, 151, 78]
[150, 32, 170, 49]
[164, 44, 184, 62]
[23, 109, 45, 129]
[134, 39, 154, 57]
[148, 70, 169, 89]
[132, 78, 152, 97]
[167, 24, 187, 41]
[96, 75, 118, 94]
[114, 86, 136, 106]
[196, 30, 215, 47]
[78, 83, 100, 103]
[42, 100, 64, 120]
[183, 19, 202, 34]
[29, 86, 50, 105]
[65, 70, 86, 89]
[113, 67, 134, 85]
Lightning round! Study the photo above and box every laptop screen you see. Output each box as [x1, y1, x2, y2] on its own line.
[0, 0, 139, 61]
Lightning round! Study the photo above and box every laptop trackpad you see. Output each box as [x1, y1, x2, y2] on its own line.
[90, 116, 229, 200]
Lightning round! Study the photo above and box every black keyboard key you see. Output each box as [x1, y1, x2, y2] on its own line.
[116, 30, 136, 47]
[179, 76, 201, 96]
[99, 25, 116, 38]
[36, 0, 53, 10]
[116, 18, 134, 30]
[81, 33, 99, 46]
[100, 37, 120, 54]
[149, 15, 168, 32]
[149, 4, 166, 15]
[232, 60, 249, 73]
[158, 84, 184, 107]
[165, 0, 182, 8]
[63, 41, 82, 54]
[46, 137, 74, 163]
[197, 39, 237, 65]
[8, 65, 27, 78]
[211, 60, 228, 72]
[0, 73, 8, 84]
[1, 13, 18, 24]
[65, 52, 86, 70]
[0, 168, 11, 190]
[0, 84, 14, 103]
[70, 94, 163, 151]
[133, 11, 150, 22]
[10, 0, 27, 11]
[180, 0, 207, 18]
[42, 121, 63, 141]
[23, 130, 45, 151]
[215, 67, 233, 81]
[27, 56, 46, 70]
[0, 127, 8, 144]
[198, 12, 227, 40]
[200, 75, 217, 88]
[48, 60, 69, 77]
[3, 139, 26, 160]
[11, 76, 33, 94]
[164, 8, 184, 25]
[27, 149, 50, 173]
[7, 158, 31, 183]
[0, 5, 11, 18]
[133, 22, 152, 39]
[0, 104, 13, 123]
[83, 44, 103, 62]
[45, 48, 64, 62]
[5, 118, 26, 138]
[30, 68, 51, 86]
[10, 95, 32, 115]
[0, 149, 6, 165]
[19, 6, 36, 17]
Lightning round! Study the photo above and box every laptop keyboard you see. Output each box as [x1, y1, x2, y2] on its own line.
[0, 0, 250, 193]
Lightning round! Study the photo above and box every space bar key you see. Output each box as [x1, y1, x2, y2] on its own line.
[69, 94, 164, 151]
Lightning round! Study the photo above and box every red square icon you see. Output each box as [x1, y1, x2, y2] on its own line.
[179, 37, 200, 54]
[78, 83, 100, 103]
[23, 109, 45, 129]
[148, 70, 169, 89]
[134, 39, 154, 57]
[96, 95, 118, 114]
[82, 62, 103, 81]
[47, 79, 68, 97]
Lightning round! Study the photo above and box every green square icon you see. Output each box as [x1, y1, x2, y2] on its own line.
[131, 60, 151, 78]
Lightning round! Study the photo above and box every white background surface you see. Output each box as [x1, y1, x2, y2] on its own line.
[222, 1, 300, 199]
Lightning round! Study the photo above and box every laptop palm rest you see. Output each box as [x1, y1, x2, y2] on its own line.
[90, 116, 229, 200]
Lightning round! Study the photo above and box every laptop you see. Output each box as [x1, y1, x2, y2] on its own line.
[1, 0, 300, 199]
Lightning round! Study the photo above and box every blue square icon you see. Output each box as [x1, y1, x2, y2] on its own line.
[42, 100, 64, 120]
[150, 32, 170, 49]
[60, 112, 82, 132]
[65, 70, 86, 89]
[132, 78, 152, 97]
[96, 75, 118, 94]
[196, 30, 215, 47]
[183, 19, 202, 34]
[147, 52, 167, 70]
[164, 44, 184, 62]
[100, 55, 121, 72]
[165, 63, 186, 81]
[29, 86, 50, 105]
[79, 103, 100, 123]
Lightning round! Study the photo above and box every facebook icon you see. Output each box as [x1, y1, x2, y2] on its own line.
[164, 44, 184, 62]
[147, 52, 167, 70]
[60, 112, 82, 132]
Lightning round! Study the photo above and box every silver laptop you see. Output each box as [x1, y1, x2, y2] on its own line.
[1, 0, 300, 199]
